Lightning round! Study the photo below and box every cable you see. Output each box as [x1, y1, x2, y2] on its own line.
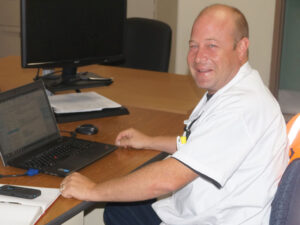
[0, 168, 39, 178]
[34, 68, 41, 81]
[60, 130, 77, 138]
[26, 169, 39, 176]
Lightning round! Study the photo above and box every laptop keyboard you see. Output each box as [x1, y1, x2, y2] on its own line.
[24, 139, 91, 169]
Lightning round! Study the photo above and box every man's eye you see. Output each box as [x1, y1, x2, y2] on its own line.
[208, 44, 217, 48]
[189, 45, 197, 49]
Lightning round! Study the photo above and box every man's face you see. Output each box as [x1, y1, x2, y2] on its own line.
[187, 11, 243, 94]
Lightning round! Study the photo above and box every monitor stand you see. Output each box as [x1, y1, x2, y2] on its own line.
[38, 66, 113, 93]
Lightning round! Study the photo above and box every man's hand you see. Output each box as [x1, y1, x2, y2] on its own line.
[115, 128, 151, 149]
[60, 172, 96, 201]
[115, 128, 177, 153]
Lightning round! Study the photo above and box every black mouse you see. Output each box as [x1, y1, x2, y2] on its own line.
[75, 124, 98, 135]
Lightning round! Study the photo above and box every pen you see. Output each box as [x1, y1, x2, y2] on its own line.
[0, 201, 21, 204]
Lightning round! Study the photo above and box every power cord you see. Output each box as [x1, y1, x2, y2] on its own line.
[60, 130, 77, 138]
[0, 168, 39, 178]
[34, 68, 41, 81]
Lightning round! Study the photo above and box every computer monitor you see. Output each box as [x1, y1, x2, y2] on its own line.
[21, 0, 126, 92]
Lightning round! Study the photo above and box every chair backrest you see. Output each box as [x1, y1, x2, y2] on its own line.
[119, 17, 172, 72]
[269, 158, 300, 225]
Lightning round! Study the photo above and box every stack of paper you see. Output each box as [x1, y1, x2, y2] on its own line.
[49, 92, 121, 114]
[0, 185, 60, 225]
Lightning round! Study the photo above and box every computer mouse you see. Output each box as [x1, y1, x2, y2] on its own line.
[75, 124, 98, 135]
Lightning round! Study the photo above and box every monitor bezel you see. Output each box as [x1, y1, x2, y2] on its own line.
[20, 0, 127, 70]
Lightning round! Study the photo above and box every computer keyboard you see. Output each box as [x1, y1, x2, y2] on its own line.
[24, 139, 91, 169]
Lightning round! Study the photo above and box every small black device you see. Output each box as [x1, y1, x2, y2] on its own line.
[75, 124, 98, 135]
[0, 185, 41, 199]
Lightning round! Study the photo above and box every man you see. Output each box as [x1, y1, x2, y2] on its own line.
[60, 4, 288, 224]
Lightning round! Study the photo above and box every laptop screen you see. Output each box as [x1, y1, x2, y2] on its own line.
[0, 82, 59, 163]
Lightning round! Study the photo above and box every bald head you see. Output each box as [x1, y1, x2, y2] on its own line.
[197, 4, 249, 48]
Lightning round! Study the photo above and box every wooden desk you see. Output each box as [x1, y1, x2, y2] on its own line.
[0, 107, 186, 224]
[0, 56, 204, 224]
[0, 56, 205, 115]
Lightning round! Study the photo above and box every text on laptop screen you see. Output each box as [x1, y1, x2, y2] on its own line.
[0, 89, 58, 156]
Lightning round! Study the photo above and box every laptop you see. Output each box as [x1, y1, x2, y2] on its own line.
[0, 80, 117, 177]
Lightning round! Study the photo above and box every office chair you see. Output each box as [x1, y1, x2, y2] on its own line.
[269, 158, 300, 225]
[119, 17, 172, 72]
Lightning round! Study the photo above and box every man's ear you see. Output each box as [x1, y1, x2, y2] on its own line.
[236, 37, 249, 60]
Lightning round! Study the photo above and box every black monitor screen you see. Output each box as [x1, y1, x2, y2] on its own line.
[21, 0, 126, 70]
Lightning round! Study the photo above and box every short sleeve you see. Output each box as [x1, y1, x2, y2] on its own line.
[172, 111, 254, 187]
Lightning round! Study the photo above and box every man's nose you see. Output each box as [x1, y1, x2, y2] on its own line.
[194, 49, 207, 64]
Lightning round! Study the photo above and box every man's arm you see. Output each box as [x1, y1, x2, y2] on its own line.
[115, 128, 177, 154]
[60, 157, 198, 201]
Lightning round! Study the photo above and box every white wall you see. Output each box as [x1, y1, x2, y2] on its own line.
[0, 0, 20, 57]
[155, 0, 178, 75]
[127, 0, 155, 18]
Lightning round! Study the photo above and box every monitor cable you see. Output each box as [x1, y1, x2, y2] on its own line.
[34, 68, 41, 81]
[0, 168, 39, 178]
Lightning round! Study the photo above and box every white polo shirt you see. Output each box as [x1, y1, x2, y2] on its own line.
[152, 62, 289, 225]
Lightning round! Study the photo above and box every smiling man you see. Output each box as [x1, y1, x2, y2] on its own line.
[187, 5, 248, 94]
[60, 4, 288, 225]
